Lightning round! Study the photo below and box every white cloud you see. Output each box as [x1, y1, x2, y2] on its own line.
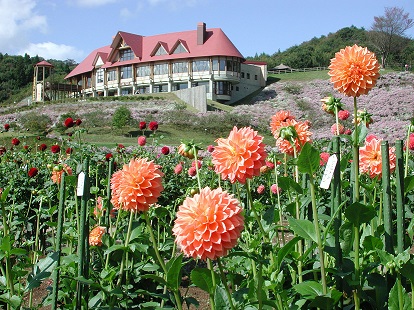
[0, 0, 47, 52]
[18, 42, 84, 61]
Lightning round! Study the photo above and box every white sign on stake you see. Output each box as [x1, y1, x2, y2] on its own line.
[77, 172, 85, 196]
[320, 154, 338, 189]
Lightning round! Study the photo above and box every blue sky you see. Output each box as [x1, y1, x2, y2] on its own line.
[1, 0, 413, 63]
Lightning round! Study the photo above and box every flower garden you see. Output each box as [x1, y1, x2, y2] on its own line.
[1, 45, 414, 310]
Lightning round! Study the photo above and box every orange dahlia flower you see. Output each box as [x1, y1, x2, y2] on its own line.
[359, 137, 396, 179]
[275, 119, 312, 156]
[211, 126, 267, 184]
[89, 226, 106, 246]
[110, 158, 164, 212]
[328, 44, 380, 97]
[270, 110, 296, 137]
[173, 187, 244, 260]
[51, 164, 73, 184]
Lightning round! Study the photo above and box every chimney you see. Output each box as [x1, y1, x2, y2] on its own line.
[197, 22, 206, 45]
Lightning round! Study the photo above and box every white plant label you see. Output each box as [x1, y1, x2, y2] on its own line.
[320, 154, 338, 189]
[77, 172, 85, 196]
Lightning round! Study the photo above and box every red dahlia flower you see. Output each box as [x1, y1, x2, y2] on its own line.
[161, 146, 170, 155]
[51, 145, 60, 153]
[139, 121, 146, 130]
[75, 118, 82, 126]
[39, 144, 47, 151]
[28, 167, 38, 178]
[149, 121, 158, 131]
[4, 124, 10, 131]
[11, 138, 20, 146]
[64, 117, 74, 128]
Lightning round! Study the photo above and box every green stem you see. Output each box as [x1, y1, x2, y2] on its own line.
[309, 176, 327, 294]
[193, 145, 202, 191]
[397, 273, 404, 310]
[217, 258, 236, 310]
[207, 259, 216, 310]
[293, 144, 303, 284]
[1, 190, 14, 297]
[353, 96, 360, 203]
[353, 225, 360, 310]
[246, 179, 267, 239]
[144, 212, 183, 310]
[116, 210, 135, 286]
[411, 281, 414, 310]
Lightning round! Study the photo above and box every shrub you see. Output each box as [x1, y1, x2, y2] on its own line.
[20, 113, 52, 134]
[112, 105, 132, 128]
[283, 83, 302, 95]
[83, 110, 110, 128]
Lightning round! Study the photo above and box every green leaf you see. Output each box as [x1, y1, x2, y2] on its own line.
[128, 222, 144, 242]
[388, 280, 411, 310]
[190, 267, 219, 294]
[277, 176, 303, 194]
[288, 218, 317, 243]
[214, 285, 231, 310]
[0, 185, 11, 202]
[344, 202, 376, 227]
[404, 175, 414, 194]
[294, 281, 323, 299]
[296, 142, 320, 175]
[25, 251, 58, 291]
[166, 254, 183, 291]
[400, 259, 414, 282]
[141, 274, 168, 286]
[276, 237, 300, 270]
[362, 235, 383, 252]
[309, 295, 339, 310]
[104, 244, 127, 255]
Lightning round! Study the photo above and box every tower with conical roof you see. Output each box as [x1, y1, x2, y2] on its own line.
[33, 60, 54, 102]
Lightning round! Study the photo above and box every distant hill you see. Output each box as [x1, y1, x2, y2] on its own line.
[247, 26, 414, 70]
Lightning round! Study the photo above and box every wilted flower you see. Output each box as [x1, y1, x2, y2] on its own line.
[64, 117, 74, 128]
[0, 146, 6, 155]
[4, 124, 10, 131]
[75, 118, 82, 126]
[359, 137, 396, 179]
[338, 110, 350, 120]
[51, 145, 60, 154]
[139, 121, 146, 130]
[271, 184, 282, 195]
[39, 144, 47, 151]
[161, 146, 170, 155]
[66, 147, 73, 155]
[188, 166, 197, 177]
[320, 152, 330, 166]
[257, 184, 265, 194]
[11, 138, 20, 146]
[173, 187, 244, 260]
[28, 167, 38, 178]
[89, 226, 106, 246]
[138, 136, 146, 146]
[331, 123, 345, 135]
[174, 163, 183, 174]
[212, 126, 267, 184]
[149, 121, 158, 131]
[110, 158, 164, 212]
[328, 44, 380, 97]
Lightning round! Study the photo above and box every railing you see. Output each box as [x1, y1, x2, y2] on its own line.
[268, 67, 328, 74]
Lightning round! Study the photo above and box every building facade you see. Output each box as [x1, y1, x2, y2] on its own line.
[65, 23, 266, 104]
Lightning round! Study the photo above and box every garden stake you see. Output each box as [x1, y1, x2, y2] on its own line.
[51, 172, 66, 310]
[381, 141, 393, 253]
[76, 158, 90, 309]
[394, 140, 405, 253]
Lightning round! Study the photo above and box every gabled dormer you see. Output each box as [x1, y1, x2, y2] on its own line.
[170, 40, 189, 54]
[106, 31, 142, 63]
[151, 42, 168, 56]
[93, 52, 108, 68]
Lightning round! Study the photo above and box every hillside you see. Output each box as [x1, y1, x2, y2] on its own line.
[1, 71, 413, 146]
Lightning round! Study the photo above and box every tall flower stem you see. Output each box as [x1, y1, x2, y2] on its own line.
[116, 210, 134, 287]
[246, 179, 267, 240]
[144, 212, 183, 310]
[293, 144, 303, 284]
[308, 175, 327, 294]
[352, 96, 361, 310]
[207, 259, 216, 310]
[217, 257, 236, 310]
[1, 187, 14, 298]
[395, 140, 405, 253]
[404, 126, 412, 177]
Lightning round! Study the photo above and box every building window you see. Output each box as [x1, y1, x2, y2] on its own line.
[226, 60, 233, 72]
[241, 72, 245, 78]
[137, 65, 150, 77]
[96, 68, 104, 84]
[172, 43, 188, 54]
[107, 70, 117, 81]
[121, 87, 132, 95]
[192, 60, 210, 72]
[219, 59, 226, 71]
[255, 75, 258, 80]
[197, 81, 210, 92]
[212, 59, 219, 71]
[214, 81, 231, 95]
[137, 86, 150, 94]
[154, 45, 167, 56]
[121, 66, 132, 79]
[172, 83, 188, 91]
[247, 73, 250, 79]
[153, 84, 168, 93]
[120, 49, 133, 61]
[236, 86, 239, 91]
[154, 63, 169, 75]
[173, 61, 188, 73]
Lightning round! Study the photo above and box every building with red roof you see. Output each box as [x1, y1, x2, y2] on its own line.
[65, 22, 266, 104]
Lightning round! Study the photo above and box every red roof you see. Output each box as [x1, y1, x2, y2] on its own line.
[65, 25, 244, 79]
[35, 60, 54, 67]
